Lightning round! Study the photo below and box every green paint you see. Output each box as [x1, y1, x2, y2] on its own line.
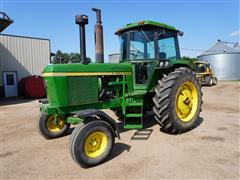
[124, 124, 143, 129]
[66, 116, 83, 124]
[115, 20, 177, 34]
[43, 63, 132, 73]
[68, 77, 98, 105]
[39, 20, 193, 130]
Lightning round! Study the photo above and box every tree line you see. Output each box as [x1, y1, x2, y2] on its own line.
[52, 50, 91, 64]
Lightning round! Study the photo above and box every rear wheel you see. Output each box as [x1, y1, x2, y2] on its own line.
[37, 113, 70, 139]
[205, 76, 213, 86]
[153, 67, 202, 134]
[69, 120, 114, 167]
[213, 77, 217, 85]
[209, 77, 213, 86]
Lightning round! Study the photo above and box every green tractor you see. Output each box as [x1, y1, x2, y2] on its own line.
[38, 9, 202, 167]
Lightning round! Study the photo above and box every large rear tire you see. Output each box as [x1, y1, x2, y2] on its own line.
[153, 67, 202, 134]
[69, 120, 114, 167]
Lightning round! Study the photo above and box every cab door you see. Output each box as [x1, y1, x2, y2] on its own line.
[128, 31, 156, 90]
[132, 60, 155, 90]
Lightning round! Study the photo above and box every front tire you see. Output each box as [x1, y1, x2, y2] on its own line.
[69, 121, 114, 167]
[37, 113, 70, 139]
[153, 67, 202, 134]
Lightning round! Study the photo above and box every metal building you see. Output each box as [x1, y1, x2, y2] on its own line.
[0, 34, 50, 97]
[197, 40, 240, 80]
[109, 52, 120, 63]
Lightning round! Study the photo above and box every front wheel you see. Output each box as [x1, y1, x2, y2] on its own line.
[153, 67, 202, 134]
[69, 121, 114, 167]
[37, 113, 70, 139]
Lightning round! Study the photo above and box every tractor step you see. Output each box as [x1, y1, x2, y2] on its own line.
[123, 99, 143, 129]
[126, 102, 143, 106]
[108, 81, 126, 86]
[125, 113, 142, 118]
[124, 124, 143, 129]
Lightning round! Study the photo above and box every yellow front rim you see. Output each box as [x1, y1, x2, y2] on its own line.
[84, 131, 108, 158]
[47, 115, 65, 132]
[175, 81, 198, 122]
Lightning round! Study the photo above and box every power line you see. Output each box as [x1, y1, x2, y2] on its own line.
[180, 48, 205, 52]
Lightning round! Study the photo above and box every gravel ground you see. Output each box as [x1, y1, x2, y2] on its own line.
[1, 81, 239, 180]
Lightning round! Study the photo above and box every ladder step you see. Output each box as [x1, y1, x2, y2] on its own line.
[127, 102, 143, 106]
[125, 113, 142, 118]
[126, 90, 146, 97]
[124, 124, 143, 129]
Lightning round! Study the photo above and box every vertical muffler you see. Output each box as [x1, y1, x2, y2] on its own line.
[75, 14, 88, 64]
[92, 8, 104, 63]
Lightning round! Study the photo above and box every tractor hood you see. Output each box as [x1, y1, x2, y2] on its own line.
[42, 63, 132, 77]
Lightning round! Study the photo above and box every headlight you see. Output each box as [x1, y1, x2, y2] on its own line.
[158, 60, 170, 68]
[159, 61, 164, 67]
[164, 61, 169, 67]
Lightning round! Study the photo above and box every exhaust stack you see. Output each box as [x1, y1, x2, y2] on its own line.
[75, 15, 88, 64]
[92, 8, 104, 63]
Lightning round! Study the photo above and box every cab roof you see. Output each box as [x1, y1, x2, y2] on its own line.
[115, 20, 177, 35]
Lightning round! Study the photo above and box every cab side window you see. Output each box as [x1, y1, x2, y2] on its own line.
[158, 37, 177, 60]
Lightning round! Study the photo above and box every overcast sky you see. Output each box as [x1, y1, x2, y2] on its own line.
[1, 0, 239, 62]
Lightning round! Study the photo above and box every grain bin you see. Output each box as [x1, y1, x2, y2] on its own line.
[197, 41, 240, 80]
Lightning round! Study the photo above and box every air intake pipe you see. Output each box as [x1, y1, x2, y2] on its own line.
[75, 15, 88, 64]
[92, 8, 104, 63]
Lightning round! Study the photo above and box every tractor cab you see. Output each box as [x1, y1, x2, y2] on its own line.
[115, 20, 183, 85]
[194, 61, 211, 73]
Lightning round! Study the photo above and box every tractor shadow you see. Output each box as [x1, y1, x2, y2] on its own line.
[104, 143, 131, 163]
[159, 116, 204, 135]
[0, 97, 34, 106]
[64, 111, 204, 139]
[117, 111, 204, 136]
[65, 127, 75, 136]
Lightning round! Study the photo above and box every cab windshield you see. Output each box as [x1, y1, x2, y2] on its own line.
[194, 63, 209, 73]
[119, 28, 180, 61]
[119, 29, 155, 61]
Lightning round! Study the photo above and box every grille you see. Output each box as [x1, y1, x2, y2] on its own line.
[68, 76, 98, 106]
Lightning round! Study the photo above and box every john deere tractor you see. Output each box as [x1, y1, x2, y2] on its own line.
[38, 9, 202, 167]
[193, 61, 217, 86]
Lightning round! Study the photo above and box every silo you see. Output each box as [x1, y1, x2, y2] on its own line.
[197, 41, 240, 80]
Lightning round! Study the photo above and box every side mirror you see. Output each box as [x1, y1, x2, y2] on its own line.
[178, 31, 184, 36]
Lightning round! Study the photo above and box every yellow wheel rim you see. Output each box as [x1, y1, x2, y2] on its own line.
[175, 81, 198, 122]
[46, 115, 65, 132]
[84, 131, 108, 158]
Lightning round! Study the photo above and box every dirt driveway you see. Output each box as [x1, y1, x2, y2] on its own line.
[1, 81, 239, 179]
